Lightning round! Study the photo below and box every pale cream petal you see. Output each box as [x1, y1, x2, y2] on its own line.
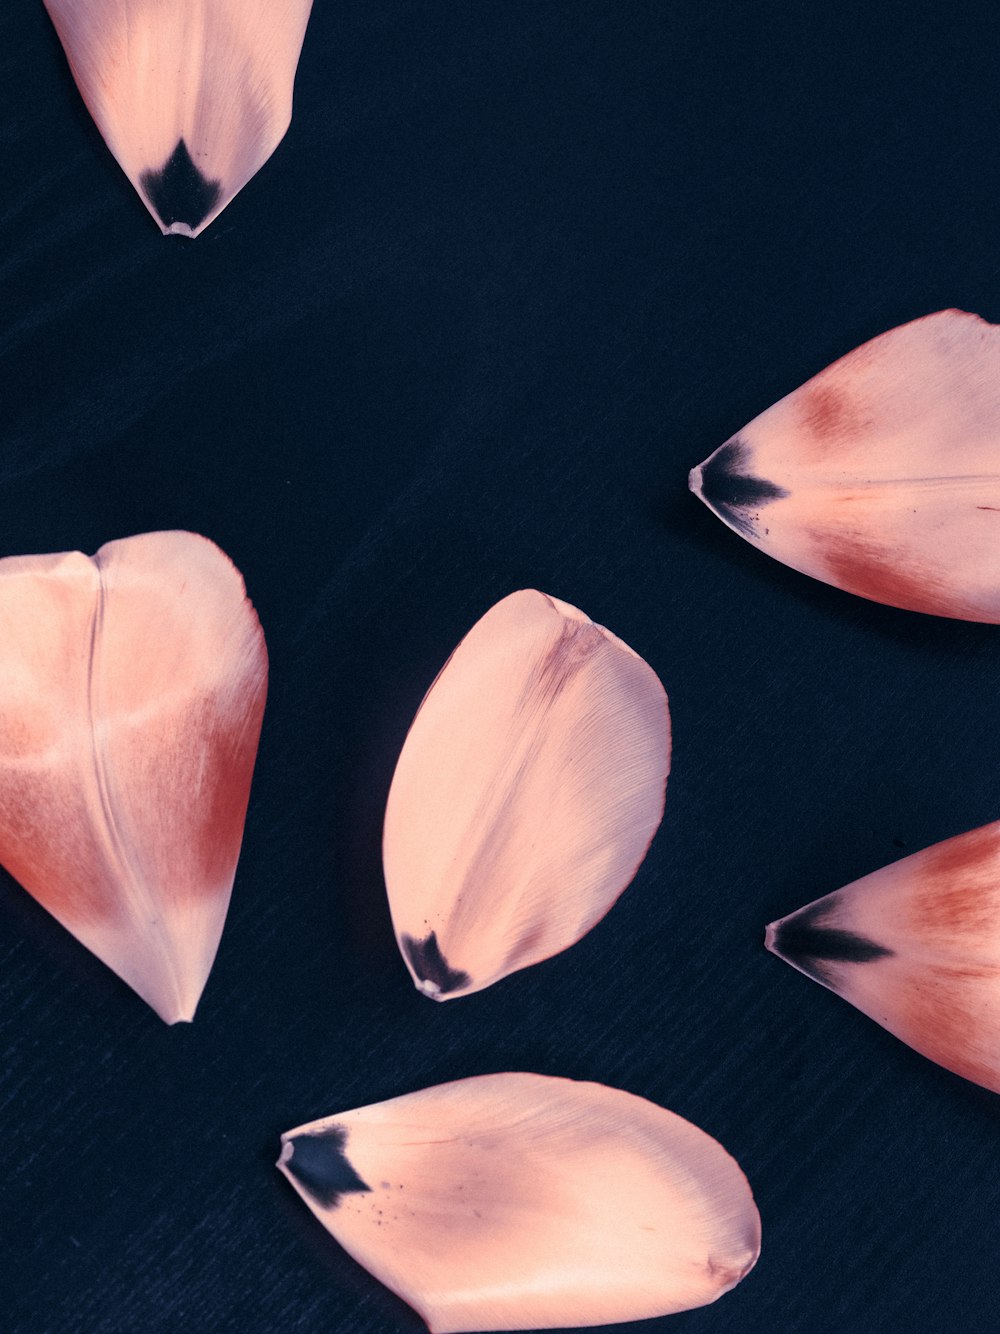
[691, 309, 1000, 620]
[0, 531, 267, 1021]
[767, 820, 1000, 1093]
[382, 591, 671, 1000]
[278, 1073, 760, 1332]
[44, 0, 314, 236]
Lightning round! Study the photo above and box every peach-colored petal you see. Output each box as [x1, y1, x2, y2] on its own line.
[43, 0, 314, 236]
[382, 591, 671, 1001]
[767, 820, 1000, 1093]
[0, 531, 267, 1022]
[690, 309, 1000, 620]
[278, 1073, 760, 1332]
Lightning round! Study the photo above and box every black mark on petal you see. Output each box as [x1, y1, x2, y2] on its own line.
[773, 902, 893, 985]
[698, 439, 787, 537]
[402, 931, 470, 996]
[284, 1127, 372, 1208]
[140, 139, 221, 231]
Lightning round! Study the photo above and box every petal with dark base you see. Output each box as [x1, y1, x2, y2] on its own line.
[278, 1074, 760, 1332]
[766, 820, 1000, 1093]
[43, 0, 314, 236]
[691, 310, 1000, 621]
[383, 591, 671, 1001]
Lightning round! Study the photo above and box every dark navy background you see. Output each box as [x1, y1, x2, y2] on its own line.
[4, 3, 1000, 1331]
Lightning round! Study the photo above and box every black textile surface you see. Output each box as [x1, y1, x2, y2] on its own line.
[3, 3, 1000, 1332]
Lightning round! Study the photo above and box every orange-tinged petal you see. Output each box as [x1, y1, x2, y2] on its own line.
[43, 0, 314, 236]
[767, 820, 1000, 1093]
[382, 590, 671, 1000]
[691, 309, 1000, 620]
[278, 1073, 760, 1332]
[0, 531, 267, 1022]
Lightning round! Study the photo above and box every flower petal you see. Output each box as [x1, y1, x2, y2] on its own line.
[43, 0, 314, 236]
[690, 309, 1000, 620]
[767, 820, 1000, 1092]
[278, 1073, 760, 1332]
[0, 531, 267, 1022]
[382, 590, 671, 1000]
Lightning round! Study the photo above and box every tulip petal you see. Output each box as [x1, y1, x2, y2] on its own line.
[382, 591, 671, 1001]
[767, 820, 1000, 1093]
[43, 0, 314, 236]
[690, 309, 1000, 620]
[278, 1073, 760, 1332]
[0, 531, 267, 1022]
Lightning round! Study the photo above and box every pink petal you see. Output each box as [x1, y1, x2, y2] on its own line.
[382, 590, 671, 1000]
[0, 531, 267, 1022]
[767, 820, 1000, 1093]
[43, 0, 314, 236]
[690, 309, 1000, 620]
[278, 1073, 760, 1332]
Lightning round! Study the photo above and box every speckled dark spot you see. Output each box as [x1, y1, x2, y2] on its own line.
[402, 931, 471, 994]
[772, 901, 893, 984]
[140, 140, 221, 231]
[284, 1127, 371, 1208]
[698, 439, 787, 537]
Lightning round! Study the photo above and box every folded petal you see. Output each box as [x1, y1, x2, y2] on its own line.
[278, 1073, 760, 1332]
[382, 590, 671, 1001]
[43, 0, 314, 236]
[0, 531, 267, 1022]
[690, 309, 1000, 620]
[767, 820, 1000, 1093]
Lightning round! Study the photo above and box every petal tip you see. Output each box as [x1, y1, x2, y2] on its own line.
[163, 222, 199, 239]
[139, 139, 222, 237]
[709, 1248, 759, 1297]
[402, 931, 472, 1001]
[163, 1009, 195, 1026]
[693, 440, 788, 538]
[151, 982, 202, 1025]
[765, 901, 893, 985]
[277, 1126, 372, 1207]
